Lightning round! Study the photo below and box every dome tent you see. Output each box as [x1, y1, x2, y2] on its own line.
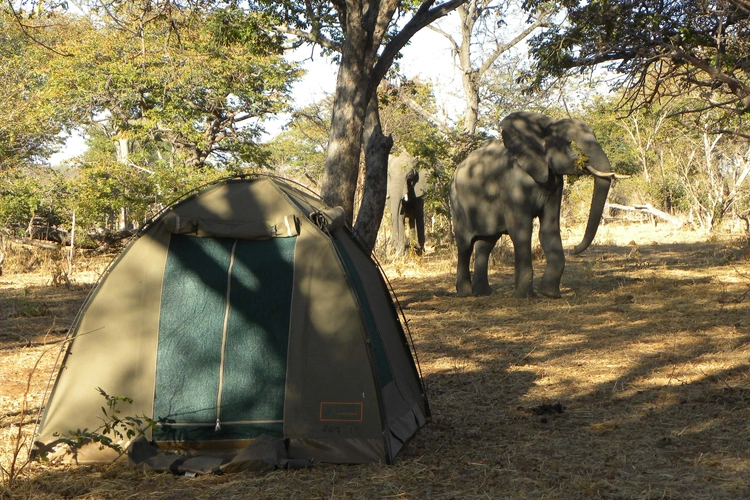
[34, 175, 429, 471]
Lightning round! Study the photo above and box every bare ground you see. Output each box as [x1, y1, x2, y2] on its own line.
[2, 223, 750, 499]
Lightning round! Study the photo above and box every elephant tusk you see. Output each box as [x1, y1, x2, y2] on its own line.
[585, 165, 631, 180]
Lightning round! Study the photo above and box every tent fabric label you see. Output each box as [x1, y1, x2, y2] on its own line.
[319, 402, 364, 422]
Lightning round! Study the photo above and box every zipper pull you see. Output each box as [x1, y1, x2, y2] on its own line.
[215, 419, 221, 432]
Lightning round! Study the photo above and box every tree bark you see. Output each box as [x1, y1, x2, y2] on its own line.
[114, 137, 132, 164]
[457, 5, 477, 134]
[320, 3, 371, 222]
[354, 94, 393, 252]
[114, 137, 132, 231]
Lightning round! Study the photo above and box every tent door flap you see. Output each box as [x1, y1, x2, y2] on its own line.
[153, 235, 296, 443]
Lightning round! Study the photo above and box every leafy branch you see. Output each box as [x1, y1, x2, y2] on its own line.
[36, 388, 156, 462]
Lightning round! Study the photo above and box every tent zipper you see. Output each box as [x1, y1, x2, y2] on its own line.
[215, 239, 238, 432]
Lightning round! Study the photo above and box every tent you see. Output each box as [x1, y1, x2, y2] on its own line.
[34, 175, 430, 469]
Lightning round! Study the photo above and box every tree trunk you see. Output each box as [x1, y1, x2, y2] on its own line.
[462, 71, 479, 135]
[114, 137, 132, 164]
[319, 0, 469, 224]
[354, 94, 393, 252]
[114, 137, 132, 231]
[320, 10, 371, 223]
[457, 6, 478, 135]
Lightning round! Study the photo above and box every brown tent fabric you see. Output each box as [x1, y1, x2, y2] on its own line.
[34, 176, 429, 468]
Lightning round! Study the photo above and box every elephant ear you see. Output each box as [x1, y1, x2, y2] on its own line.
[501, 112, 554, 184]
[545, 119, 584, 175]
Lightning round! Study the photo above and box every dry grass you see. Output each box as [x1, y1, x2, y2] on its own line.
[2, 223, 750, 499]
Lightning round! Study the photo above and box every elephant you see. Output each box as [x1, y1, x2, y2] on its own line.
[387, 153, 428, 255]
[450, 111, 624, 299]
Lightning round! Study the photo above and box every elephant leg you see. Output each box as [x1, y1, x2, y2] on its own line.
[538, 202, 565, 298]
[414, 198, 426, 254]
[507, 215, 536, 299]
[398, 214, 408, 255]
[390, 200, 407, 255]
[407, 213, 418, 252]
[472, 238, 498, 296]
[455, 235, 473, 297]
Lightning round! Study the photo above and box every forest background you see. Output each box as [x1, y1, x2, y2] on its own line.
[1, 0, 750, 258]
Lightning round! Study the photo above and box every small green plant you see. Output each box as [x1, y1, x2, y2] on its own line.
[39, 388, 156, 462]
[8, 289, 49, 318]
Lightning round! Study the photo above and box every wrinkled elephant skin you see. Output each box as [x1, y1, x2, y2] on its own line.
[450, 112, 613, 299]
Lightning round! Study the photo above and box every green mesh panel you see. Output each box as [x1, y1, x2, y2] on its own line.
[221, 238, 295, 423]
[155, 236, 232, 426]
[154, 235, 295, 442]
[333, 238, 393, 388]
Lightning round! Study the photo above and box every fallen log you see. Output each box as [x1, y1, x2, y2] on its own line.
[7, 237, 61, 250]
[606, 203, 684, 227]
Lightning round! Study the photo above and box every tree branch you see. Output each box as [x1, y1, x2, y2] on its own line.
[426, 24, 459, 54]
[370, 0, 467, 90]
[4, 0, 74, 57]
[274, 25, 341, 52]
[476, 10, 553, 79]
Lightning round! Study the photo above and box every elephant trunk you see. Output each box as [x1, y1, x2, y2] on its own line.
[571, 145, 612, 255]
